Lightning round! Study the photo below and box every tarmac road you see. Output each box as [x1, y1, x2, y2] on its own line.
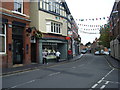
[2, 54, 120, 89]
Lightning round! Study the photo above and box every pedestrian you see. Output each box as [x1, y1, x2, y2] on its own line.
[56, 50, 61, 62]
[42, 50, 48, 64]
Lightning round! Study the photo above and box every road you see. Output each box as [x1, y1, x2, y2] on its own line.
[2, 54, 120, 89]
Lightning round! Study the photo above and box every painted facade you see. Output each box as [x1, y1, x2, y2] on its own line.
[30, 0, 70, 63]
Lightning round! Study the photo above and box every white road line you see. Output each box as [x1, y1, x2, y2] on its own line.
[100, 85, 106, 89]
[105, 81, 109, 84]
[91, 68, 114, 89]
[91, 84, 98, 88]
[104, 68, 114, 78]
[11, 80, 35, 88]
[48, 72, 60, 76]
[97, 80, 102, 84]
[103, 80, 120, 84]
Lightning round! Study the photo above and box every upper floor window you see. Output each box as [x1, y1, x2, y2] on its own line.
[40, 1, 66, 17]
[46, 21, 62, 34]
[14, 0, 23, 13]
[0, 24, 6, 54]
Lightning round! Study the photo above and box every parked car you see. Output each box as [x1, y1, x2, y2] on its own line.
[94, 51, 100, 55]
[81, 49, 87, 54]
[103, 51, 109, 55]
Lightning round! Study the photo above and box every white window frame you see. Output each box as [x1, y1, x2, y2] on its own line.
[46, 21, 62, 34]
[14, 0, 23, 14]
[0, 24, 6, 54]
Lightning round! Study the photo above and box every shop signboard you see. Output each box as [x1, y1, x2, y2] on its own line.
[68, 30, 73, 37]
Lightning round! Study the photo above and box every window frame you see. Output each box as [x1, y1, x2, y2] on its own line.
[14, 0, 23, 14]
[0, 24, 6, 54]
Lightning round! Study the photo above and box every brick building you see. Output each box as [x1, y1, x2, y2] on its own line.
[0, 0, 31, 68]
[109, 1, 120, 60]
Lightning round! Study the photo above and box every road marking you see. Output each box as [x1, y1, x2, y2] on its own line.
[104, 68, 114, 78]
[48, 72, 60, 76]
[103, 80, 120, 84]
[105, 81, 109, 84]
[91, 68, 114, 89]
[100, 85, 106, 89]
[91, 84, 98, 88]
[97, 80, 102, 84]
[11, 80, 35, 88]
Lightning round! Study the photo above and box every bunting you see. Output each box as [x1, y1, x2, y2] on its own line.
[77, 24, 104, 27]
[79, 31, 100, 34]
[76, 16, 109, 21]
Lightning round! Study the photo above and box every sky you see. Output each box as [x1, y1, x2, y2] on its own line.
[65, 0, 115, 45]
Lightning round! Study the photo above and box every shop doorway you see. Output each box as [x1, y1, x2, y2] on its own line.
[12, 25, 24, 65]
[13, 39, 23, 64]
[31, 43, 37, 63]
[57, 43, 67, 61]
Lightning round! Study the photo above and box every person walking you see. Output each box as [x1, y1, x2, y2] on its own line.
[56, 50, 61, 62]
[42, 50, 48, 64]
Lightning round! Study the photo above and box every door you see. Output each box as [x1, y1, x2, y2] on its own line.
[13, 39, 23, 64]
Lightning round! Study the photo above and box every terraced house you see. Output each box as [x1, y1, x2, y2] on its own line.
[0, 0, 31, 68]
[109, 1, 120, 60]
[30, 0, 73, 64]
[0, 0, 80, 68]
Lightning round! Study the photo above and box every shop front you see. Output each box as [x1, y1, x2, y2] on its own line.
[39, 39, 68, 64]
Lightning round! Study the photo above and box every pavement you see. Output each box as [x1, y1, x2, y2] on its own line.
[1, 54, 83, 76]
[104, 55, 120, 70]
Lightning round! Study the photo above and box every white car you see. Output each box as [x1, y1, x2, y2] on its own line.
[103, 51, 109, 55]
[94, 51, 100, 55]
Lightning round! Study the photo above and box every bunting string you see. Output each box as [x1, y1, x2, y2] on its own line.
[76, 16, 109, 21]
[79, 30, 100, 34]
[77, 24, 104, 27]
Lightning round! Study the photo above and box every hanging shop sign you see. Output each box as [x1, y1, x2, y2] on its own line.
[68, 30, 73, 37]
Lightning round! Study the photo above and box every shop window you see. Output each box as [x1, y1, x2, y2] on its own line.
[14, 0, 23, 13]
[0, 24, 6, 54]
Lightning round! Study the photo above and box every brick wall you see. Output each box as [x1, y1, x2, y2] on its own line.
[1, 1, 31, 68]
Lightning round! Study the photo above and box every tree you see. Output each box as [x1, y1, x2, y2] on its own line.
[99, 24, 110, 48]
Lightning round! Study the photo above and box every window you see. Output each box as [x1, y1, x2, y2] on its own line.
[14, 0, 23, 13]
[46, 21, 62, 34]
[40, 1, 64, 15]
[0, 24, 6, 54]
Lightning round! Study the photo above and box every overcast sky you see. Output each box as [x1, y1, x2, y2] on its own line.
[65, 0, 115, 45]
